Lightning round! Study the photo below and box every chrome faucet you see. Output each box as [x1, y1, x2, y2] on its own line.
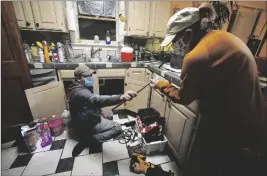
[91, 46, 102, 58]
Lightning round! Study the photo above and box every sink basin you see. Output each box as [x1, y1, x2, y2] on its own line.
[90, 58, 101, 62]
[67, 57, 88, 63]
[67, 57, 110, 63]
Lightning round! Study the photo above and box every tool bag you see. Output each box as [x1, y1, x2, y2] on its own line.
[137, 108, 166, 143]
[137, 108, 161, 126]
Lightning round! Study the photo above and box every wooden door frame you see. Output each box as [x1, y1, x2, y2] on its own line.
[1, 2, 32, 87]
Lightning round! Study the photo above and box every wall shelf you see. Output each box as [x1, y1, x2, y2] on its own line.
[77, 15, 116, 22]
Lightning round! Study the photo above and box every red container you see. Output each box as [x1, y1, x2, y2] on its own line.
[121, 46, 133, 62]
[48, 119, 64, 137]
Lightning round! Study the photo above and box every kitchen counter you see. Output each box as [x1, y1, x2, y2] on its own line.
[29, 61, 199, 114]
[28, 62, 181, 86]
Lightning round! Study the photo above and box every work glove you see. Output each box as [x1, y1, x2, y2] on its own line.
[120, 91, 137, 101]
[150, 79, 170, 89]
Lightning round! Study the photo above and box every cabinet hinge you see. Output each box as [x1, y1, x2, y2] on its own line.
[129, 27, 131, 31]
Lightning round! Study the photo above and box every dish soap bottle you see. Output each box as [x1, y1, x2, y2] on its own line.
[105, 30, 111, 45]
[42, 41, 51, 63]
[94, 33, 99, 44]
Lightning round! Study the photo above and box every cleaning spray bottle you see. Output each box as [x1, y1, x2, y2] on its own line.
[42, 41, 51, 63]
[57, 42, 65, 63]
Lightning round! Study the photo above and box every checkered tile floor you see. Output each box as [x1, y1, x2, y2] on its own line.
[1, 112, 179, 176]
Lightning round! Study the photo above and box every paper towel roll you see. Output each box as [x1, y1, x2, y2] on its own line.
[66, 7, 76, 31]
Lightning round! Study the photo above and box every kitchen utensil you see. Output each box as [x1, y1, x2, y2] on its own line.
[170, 53, 183, 69]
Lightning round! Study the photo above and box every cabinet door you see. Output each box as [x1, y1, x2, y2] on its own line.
[126, 68, 147, 83]
[31, 1, 65, 30]
[165, 102, 197, 164]
[150, 1, 171, 38]
[230, 8, 258, 43]
[25, 81, 67, 119]
[178, 110, 196, 163]
[165, 103, 186, 155]
[12, 1, 35, 29]
[145, 69, 152, 84]
[124, 80, 149, 112]
[150, 89, 166, 117]
[127, 1, 150, 36]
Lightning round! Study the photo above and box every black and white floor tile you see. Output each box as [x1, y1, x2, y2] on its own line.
[1, 111, 180, 176]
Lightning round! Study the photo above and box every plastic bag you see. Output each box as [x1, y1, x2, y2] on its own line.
[22, 122, 53, 153]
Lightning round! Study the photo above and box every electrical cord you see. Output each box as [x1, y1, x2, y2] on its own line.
[118, 128, 138, 144]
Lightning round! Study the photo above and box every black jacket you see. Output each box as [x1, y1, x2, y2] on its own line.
[69, 81, 122, 127]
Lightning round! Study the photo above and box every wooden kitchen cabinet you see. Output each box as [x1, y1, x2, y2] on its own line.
[31, 1, 66, 31]
[125, 68, 152, 84]
[126, 1, 170, 38]
[12, 1, 35, 29]
[12, 1, 67, 32]
[25, 81, 67, 119]
[150, 89, 167, 117]
[165, 100, 197, 164]
[126, 1, 151, 37]
[126, 68, 147, 83]
[165, 102, 186, 154]
[149, 1, 171, 38]
[124, 79, 150, 112]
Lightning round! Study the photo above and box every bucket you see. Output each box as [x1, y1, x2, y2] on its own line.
[121, 46, 133, 62]
[49, 119, 64, 137]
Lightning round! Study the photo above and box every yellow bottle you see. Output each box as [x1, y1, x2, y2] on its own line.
[42, 41, 51, 63]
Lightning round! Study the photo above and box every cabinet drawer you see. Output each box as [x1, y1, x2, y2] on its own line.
[97, 69, 126, 78]
[126, 68, 146, 82]
[59, 70, 74, 79]
[170, 101, 197, 119]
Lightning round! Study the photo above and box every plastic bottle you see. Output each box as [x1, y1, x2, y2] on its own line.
[31, 43, 38, 61]
[57, 42, 65, 62]
[42, 41, 51, 63]
[134, 44, 139, 62]
[53, 53, 59, 63]
[23, 43, 32, 63]
[106, 30, 111, 45]
[38, 47, 45, 63]
[94, 33, 100, 44]
[49, 51, 53, 61]
[61, 110, 70, 118]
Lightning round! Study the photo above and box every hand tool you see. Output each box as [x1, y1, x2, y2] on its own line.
[112, 82, 151, 110]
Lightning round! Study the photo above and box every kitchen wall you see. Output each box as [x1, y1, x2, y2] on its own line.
[16, 1, 266, 58]
[170, 1, 195, 17]
[150, 1, 266, 56]
[68, 1, 124, 59]
[20, 30, 70, 44]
